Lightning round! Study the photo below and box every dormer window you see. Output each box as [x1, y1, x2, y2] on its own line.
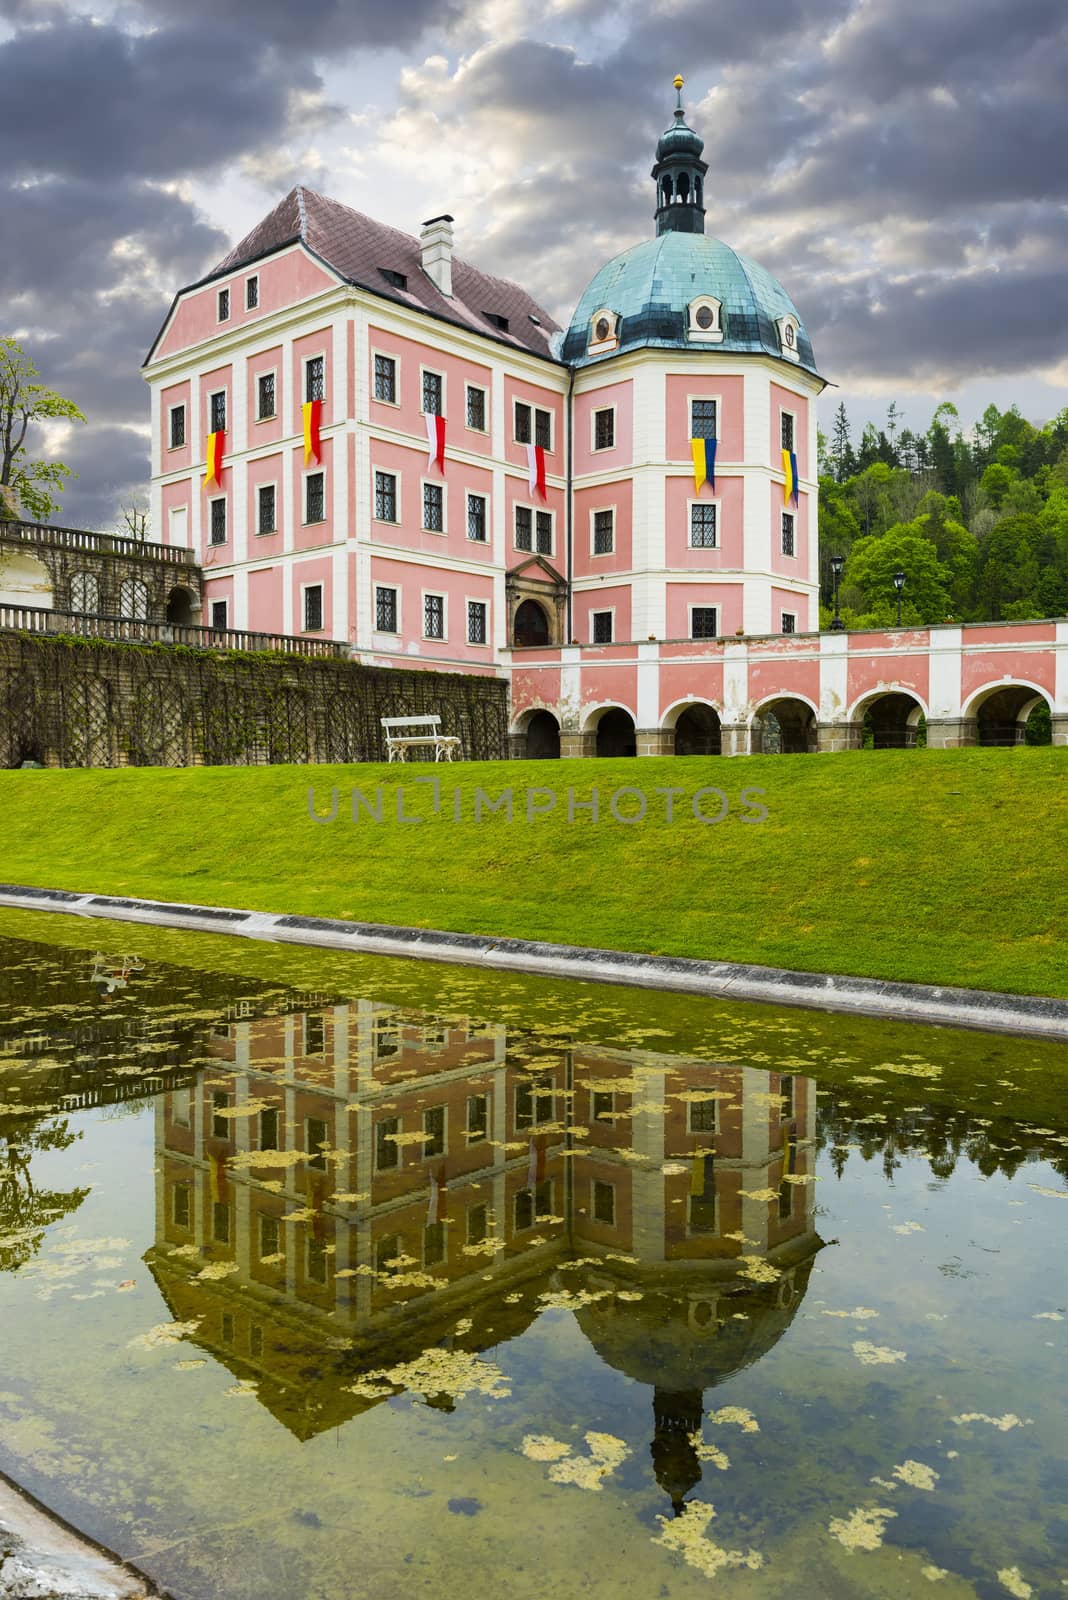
[688, 296, 723, 343]
[380, 268, 408, 291]
[486, 312, 509, 332]
[588, 307, 618, 355]
[776, 315, 801, 363]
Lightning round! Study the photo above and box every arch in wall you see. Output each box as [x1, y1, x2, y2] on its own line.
[165, 585, 198, 626]
[750, 694, 818, 754]
[849, 689, 927, 750]
[963, 680, 1054, 747]
[0, 551, 53, 612]
[510, 707, 561, 759]
[663, 700, 722, 756]
[513, 597, 552, 648]
[582, 703, 638, 758]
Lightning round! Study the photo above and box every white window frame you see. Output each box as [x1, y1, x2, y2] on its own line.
[301, 581, 325, 634]
[781, 509, 796, 558]
[245, 274, 259, 311]
[465, 491, 488, 543]
[373, 583, 400, 636]
[780, 407, 798, 456]
[371, 348, 399, 407]
[217, 286, 230, 323]
[255, 367, 277, 422]
[465, 382, 488, 433]
[422, 1104, 447, 1162]
[420, 476, 447, 535]
[591, 404, 616, 453]
[208, 388, 227, 433]
[302, 468, 326, 527]
[590, 505, 615, 557]
[422, 589, 447, 642]
[167, 401, 186, 452]
[687, 295, 724, 343]
[688, 603, 719, 641]
[687, 495, 721, 550]
[590, 607, 615, 645]
[373, 468, 400, 525]
[776, 315, 801, 363]
[208, 495, 228, 546]
[210, 598, 229, 630]
[465, 596, 489, 647]
[420, 364, 445, 417]
[781, 611, 798, 634]
[687, 1168, 719, 1238]
[686, 1097, 720, 1134]
[513, 399, 553, 452]
[588, 306, 618, 354]
[592, 1178, 616, 1226]
[688, 394, 721, 440]
[256, 480, 278, 536]
[303, 350, 327, 405]
[514, 502, 554, 557]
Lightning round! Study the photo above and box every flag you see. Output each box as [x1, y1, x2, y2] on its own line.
[781, 448, 799, 507]
[303, 399, 322, 466]
[425, 412, 446, 473]
[204, 430, 225, 485]
[527, 1135, 546, 1189]
[690, 437, 717, 495]
[427, 1162, 447, 1224]
[525, 442, 547, 499]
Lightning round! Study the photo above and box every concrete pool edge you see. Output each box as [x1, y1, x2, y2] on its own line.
[1, 881, 1066, 1040]
[0, 1471, 163, 1598]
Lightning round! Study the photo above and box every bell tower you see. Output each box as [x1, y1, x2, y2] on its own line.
[652, 75, 708, 236]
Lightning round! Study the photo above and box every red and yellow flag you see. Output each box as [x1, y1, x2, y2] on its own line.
[303, 399, 322, 466]
[204, 430, 225, 485]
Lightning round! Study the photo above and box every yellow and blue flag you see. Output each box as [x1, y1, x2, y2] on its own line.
[781, 448, 799, 507]
[690, 436, 717, 495]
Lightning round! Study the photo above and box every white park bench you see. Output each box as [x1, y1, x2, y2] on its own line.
[380, 714, 463, 763]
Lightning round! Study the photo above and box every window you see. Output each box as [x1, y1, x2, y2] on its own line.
[515, 1081, 553, 1129]
[374, 354, 396, 404]
[467, 494, 487, 542]
[467, 1204, 488, 1247]
[466, 385, 486, 431]
[305, 355, 324, 403]
[423, 593, 445, 640]
[486, 312, 509, 332]
[70, 572, 99, 613]
[210, 498, 227, 545]
[593, 1180, 615, 1225]
[259, 1106, 279, 1150]
[781, 612, 797, 634]
[536, 511, 552, 555]
[374, 471, 397, 522]
[781, 512, 795, 557]
[246, 276, 258, 310]
[691, 607, 718, 640]
[303, 584, 323, 633]
[213, 1201, 231, 1244]
[515, 1180, 553, 1231]
[593, 408, 615, 451]
[380, 267, 407, 291]
[306, 1116, 329, 1171]
[305, 1237, 327, 1285]
[374, 1023, 400, 1059]
[422, 481, 444, 532]
[375, 1234, 401, 1276]
[305, 1014, 325, 1055]
[212, 1090, 230, 1140]
[514, 401, 552, 450]
[217, 287, 230, 322]
[690, 399, 717, 437]
[260, 1214, 280, 1259]
[257, 484, 276, 535]
[256, 372, 275, 420]
[171, 1088, 191, 1128]
[695, 305, 715, 329]
[689, 1155, 716, 1234]
[172, 1183, 191, 1228]
[592, 1092, 614, 1123]
[514, 505, 532, 553]
[422, 370, 443, 415]
[467, 600, 487, 645]
[781, 412, 795, 453]
[690, 503, 717, 549]
[250, 1325, 264, 1358]
[375, 585, 397, 633]
[466, 1094, 488, 1142]
[423, 1106, 445, 1159]
[305, 471, 325, 524]
[593, 509, 614, 555]
[210, 390, 227, 433]
[780, 1075, 795, 1120]
[513, 506, 552, 555]
[688, 1098, 718, 1133]
[169, 404, 186, 449]
[592, 611, 613, 644]
[375, 1117, 399, 1171]
[424, 1221, 446, 1266]
[221, 1312, 235, 1345]
[210, 599, 228, 631]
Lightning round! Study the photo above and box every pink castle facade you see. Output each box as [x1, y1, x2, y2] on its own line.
[145, 93, 1068, 756]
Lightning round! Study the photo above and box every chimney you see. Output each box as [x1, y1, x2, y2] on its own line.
[420, 214, 454, 298]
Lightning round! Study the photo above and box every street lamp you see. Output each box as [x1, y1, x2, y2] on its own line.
[893, 569, 906, 627]
[829, 555, 845, 631]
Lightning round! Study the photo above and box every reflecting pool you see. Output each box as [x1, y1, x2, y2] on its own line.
[0, 909, 1066, 1599]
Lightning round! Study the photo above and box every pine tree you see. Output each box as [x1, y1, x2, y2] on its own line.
[831, 403, 854, 483]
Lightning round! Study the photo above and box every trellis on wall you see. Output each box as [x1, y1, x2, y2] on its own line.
[0, 634, 508, 769]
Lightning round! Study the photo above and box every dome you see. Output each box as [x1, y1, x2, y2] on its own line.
[656, 112, 704, 163]
[563, 229, 819, 373]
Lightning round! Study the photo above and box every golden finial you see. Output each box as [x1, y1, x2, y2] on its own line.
[673, 73, 684, 90]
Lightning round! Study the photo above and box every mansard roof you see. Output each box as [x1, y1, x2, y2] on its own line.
[152, 185, 562, 364]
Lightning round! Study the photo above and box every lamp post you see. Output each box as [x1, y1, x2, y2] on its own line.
[893, 569, 906, 627]
[830, 555, 845, 631]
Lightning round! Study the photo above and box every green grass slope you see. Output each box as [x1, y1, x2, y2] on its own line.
[0, 748, 1065, 996]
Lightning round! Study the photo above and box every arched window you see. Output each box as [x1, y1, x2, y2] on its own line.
[695, 177, 703, 206]
[677, 173, 690, 203]
[119, 578, 150, 620]
[661, 176, 673, 206]
[69, 571, 99, 614]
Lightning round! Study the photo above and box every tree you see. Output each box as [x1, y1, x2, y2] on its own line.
[843, 529, 952, 624]
[0, 336, 85, 522]
[980, 462, 1015, 510]
[831, 402, 855, 482]
[117, 505, 148, 540]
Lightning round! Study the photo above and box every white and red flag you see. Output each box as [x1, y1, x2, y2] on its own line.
[525, 442, 546, 499]
[425, 412, 446, 473]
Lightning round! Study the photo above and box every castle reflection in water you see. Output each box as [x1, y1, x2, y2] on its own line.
[149, 997, 822, 1512]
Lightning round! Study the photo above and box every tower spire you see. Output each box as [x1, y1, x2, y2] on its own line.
[652, 74, 708, 236]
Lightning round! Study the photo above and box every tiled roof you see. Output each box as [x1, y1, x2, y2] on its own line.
[208, 185, 562, 362]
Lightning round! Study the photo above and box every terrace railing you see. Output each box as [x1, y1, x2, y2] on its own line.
[0, 603, 352, 659]
[0, 518, 197, 567]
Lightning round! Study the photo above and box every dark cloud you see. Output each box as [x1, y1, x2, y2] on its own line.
[48, 423, 151, 534]
[138, 0, 459, 53]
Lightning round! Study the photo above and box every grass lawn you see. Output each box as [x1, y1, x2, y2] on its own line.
[0, 747, 1064, 997]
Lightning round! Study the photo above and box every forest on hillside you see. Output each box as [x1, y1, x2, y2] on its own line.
[817, 401, 1068, 628]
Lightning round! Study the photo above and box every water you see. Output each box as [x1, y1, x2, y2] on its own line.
[0, 907, 1065, 1600]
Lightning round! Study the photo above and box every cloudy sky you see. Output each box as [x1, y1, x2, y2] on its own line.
[3, 0, 1066, 530]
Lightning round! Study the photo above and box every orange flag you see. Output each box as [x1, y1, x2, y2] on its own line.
[303, 399, 322, 465]
[204, 430, 225, 485]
